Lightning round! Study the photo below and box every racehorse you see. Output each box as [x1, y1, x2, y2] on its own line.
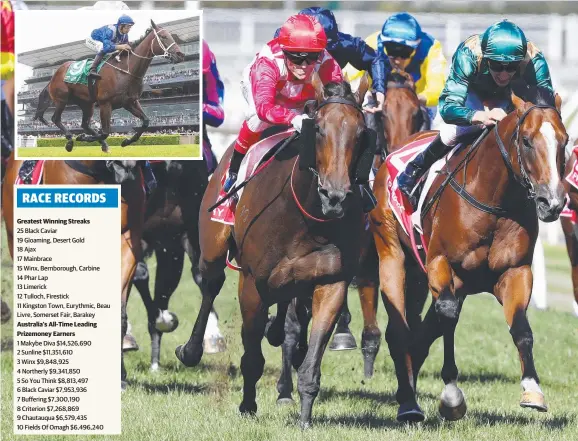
[176, 77, 374, 427]
[2, 157, 145, 389]
[330, 69, 425, 369]
[33, 20, 184, 153]
[131, 160, 225, 371]
[370, 89, 567, 422]
[560, 141, 578, 316]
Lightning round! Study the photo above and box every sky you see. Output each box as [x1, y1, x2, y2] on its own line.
[15, 9, 200, 90]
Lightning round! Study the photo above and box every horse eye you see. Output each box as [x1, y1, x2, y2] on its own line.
[523, 137, 532, 149]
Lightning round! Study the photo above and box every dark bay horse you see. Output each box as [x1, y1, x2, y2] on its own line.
[176, 79, 374, 427]
[2, 157, 145, 389]
[34, 20, 184, 153]
[131, 160, 225, 371]
[370, 91, 567, 422]
[560, 141, 578, 315]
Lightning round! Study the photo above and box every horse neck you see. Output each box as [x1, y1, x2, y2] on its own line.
[384, 88, 419, 152]
[130, 32, 156, 77]
[467, 116, 526, 209]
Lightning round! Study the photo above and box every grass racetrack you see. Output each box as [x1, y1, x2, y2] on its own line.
[17, 144, 200, 158]
[1, 228, 577, 440]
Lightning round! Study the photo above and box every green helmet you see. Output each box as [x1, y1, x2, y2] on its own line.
[481, 20, 527, 62]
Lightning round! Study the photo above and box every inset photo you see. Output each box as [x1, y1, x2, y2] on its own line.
[15, 8, 201, 159]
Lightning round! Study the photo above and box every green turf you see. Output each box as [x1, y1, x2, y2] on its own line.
[1, 227, 577, 441]
[16, 144, 200, 158]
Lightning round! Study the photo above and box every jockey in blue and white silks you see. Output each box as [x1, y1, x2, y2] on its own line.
[85, 14, 134, 79]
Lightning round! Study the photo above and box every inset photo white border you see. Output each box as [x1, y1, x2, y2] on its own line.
[14, 8, 203, 160]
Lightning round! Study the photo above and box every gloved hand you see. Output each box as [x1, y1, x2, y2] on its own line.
[291, 114, 311, 133]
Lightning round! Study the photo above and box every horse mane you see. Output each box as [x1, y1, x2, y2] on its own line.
[511, 82, 555, 107]
[130, 26, 184, 48]
[388, 71, 409, 85]
[386, 70, 415, 91]
[324, 81, 355, 102]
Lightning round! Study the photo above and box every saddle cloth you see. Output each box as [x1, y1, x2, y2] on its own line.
[64, 54, 112, 86]
[210, 129, 295, 225]
[15, 160, 45, 185]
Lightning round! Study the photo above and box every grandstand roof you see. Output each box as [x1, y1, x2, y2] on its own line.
[18, 17, 199, 69]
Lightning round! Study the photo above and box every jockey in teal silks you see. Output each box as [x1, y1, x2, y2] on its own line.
[86, 14, 134, 79]
[397, 19, 555, 209]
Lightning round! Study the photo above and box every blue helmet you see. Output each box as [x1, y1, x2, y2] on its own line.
[117, 15, 135, 26]
[299, 7, 339, 48]
[377, 12, 422, 52]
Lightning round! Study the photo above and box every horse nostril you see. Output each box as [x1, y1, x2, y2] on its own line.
[536, 196, 549, 209]
[319, 187, 330, 200]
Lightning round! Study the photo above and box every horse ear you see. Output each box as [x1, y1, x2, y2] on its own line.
[311, 72, 326, 102]
[555, 93, 562, 114]
[353, 72, 370, 106]
[511, 92, 526, 117]
[151, 19, 158, 30]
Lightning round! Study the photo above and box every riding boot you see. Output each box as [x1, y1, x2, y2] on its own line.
[88, 52, 105, 79]
[397, 133, 451, 209]
[223, 149, 245, 193]
[141, 161, 157, 193]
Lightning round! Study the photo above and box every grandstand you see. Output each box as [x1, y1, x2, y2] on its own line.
[16, 16, 200, 138]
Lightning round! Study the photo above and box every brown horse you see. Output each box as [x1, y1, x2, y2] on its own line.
[370, 90, 567, 422]
[2, 157, 145, 389]
[560, 141, 578, 315]
[176, 79, 373, 427]
[33, 20, 184, 153]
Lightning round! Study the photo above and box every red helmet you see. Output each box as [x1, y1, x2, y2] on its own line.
[278, 14, 327, 52]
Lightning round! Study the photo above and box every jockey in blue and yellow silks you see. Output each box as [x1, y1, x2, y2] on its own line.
[397, 19, 555, 208]
[363, 12, 448, 125]
[85, 14, 135, 79]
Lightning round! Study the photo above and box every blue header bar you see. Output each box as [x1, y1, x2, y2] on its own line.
[16, 187, 119, 208]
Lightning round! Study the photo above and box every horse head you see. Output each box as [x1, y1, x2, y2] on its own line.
[383, 69, 422, 152]
[303, 73, 371, 218]
[149, 20, 185, 63]
[508, 89, 568, 222]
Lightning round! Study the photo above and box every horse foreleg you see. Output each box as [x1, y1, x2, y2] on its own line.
[183, 233, 226, 354]
[357, 280, 380, 378]
[96, 102, 112, 153]
[495, 265, 548, 413]
[297, 281, 346, 428]
[428, 255, 466, 421]
[121, 100, 149, 147]
[120, 231, 137, 390]
[51, 102, 74, 152]
[238, 273, 268, 416]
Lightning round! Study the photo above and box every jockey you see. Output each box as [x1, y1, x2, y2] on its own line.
[397, 19, 555, 208]
[364, 12, 448, 127]
[86, 14, 135, 79]
[274, 7, 380, 79]
[202, 39, 225, 175]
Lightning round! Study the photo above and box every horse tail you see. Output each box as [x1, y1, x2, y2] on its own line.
[33, 85, 52, 125]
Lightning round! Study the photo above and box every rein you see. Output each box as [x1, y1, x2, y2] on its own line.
[293, 96, 365, 223]
[421, 104, 558, 220]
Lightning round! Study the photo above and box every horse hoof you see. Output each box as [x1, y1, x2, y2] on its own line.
[276, 397, 295, 406]
[265, 315, 284, 347]
[65, 142, 73, 152]
[520, 391, 548, 412]
[397, 401, 425, 423]
[121, 381, 128, 391]
[122, 334, 139, 352]
[121, 139, 130, 147]
[439, 383, 467, 421]
[239, 401, 257, 416]
[1, 302, 11, 324]
[155, 310, 179, 333]
[329, 332, 357, 351]
[150, 363, 160, 372]
[175, 344, 202, 367]
[299, 420, 311, 430]
[101, 146, 110, 153]
[203, 335, 226, 354]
